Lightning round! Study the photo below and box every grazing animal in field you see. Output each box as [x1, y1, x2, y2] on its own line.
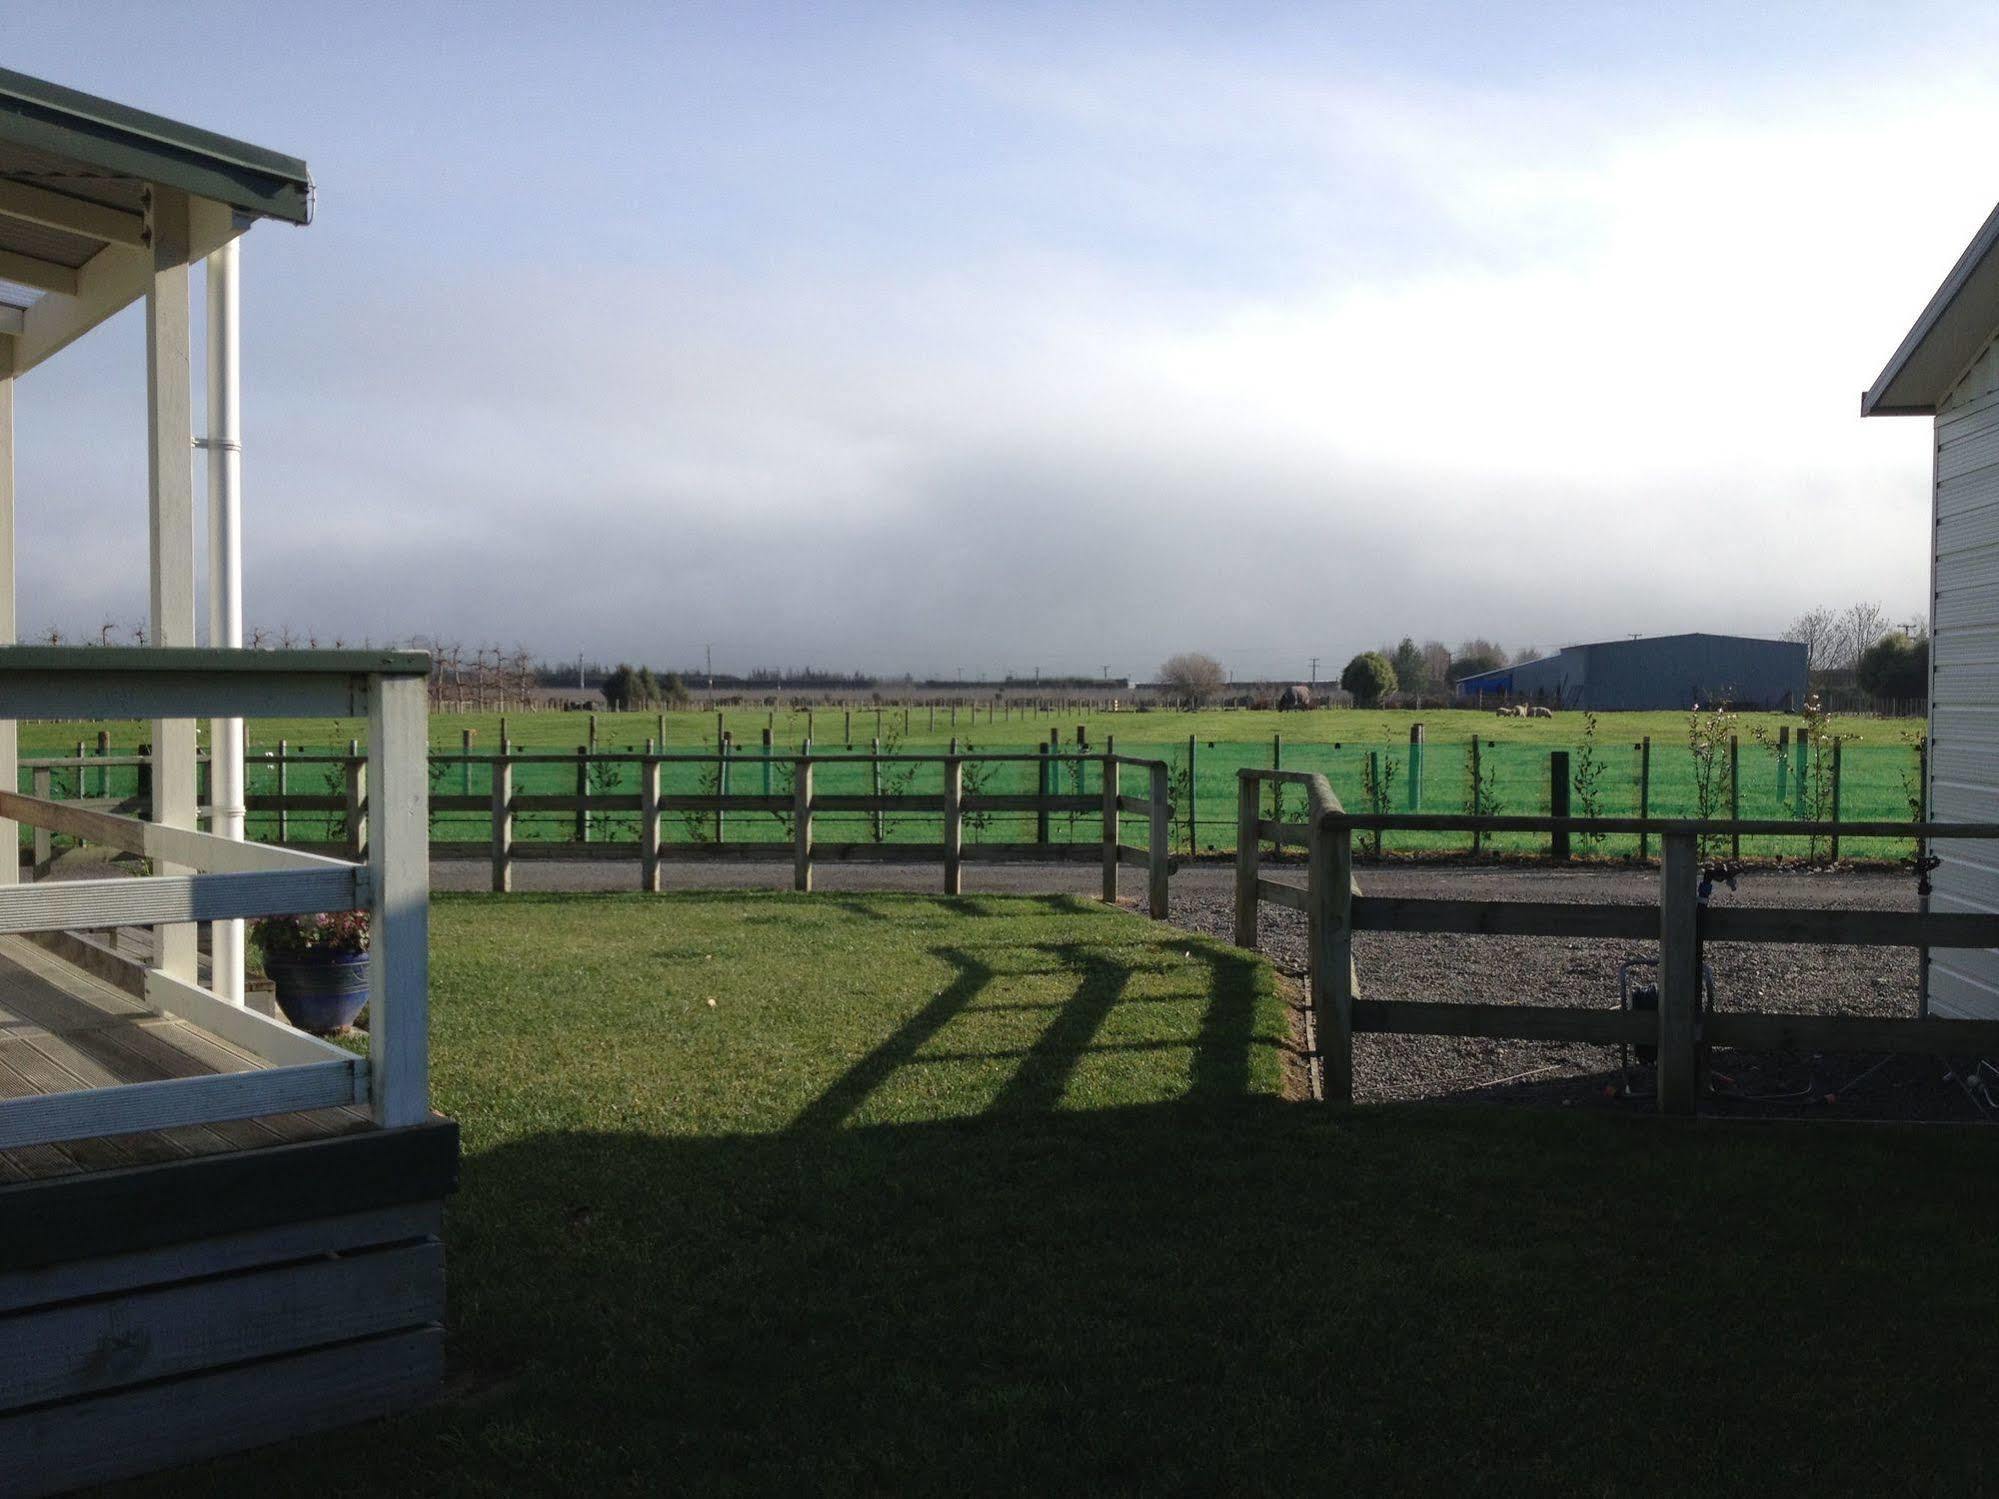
[1530, 705, 1555, 718]
[1277, 684, 1314, 711]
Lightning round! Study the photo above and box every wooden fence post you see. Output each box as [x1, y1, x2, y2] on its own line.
[1776, 724, 1789, 807]
[1313, 814, 1355, 1105]
[717, 735, 730, 845]
[871, 738, 883, 842]
[490, 757, 513, 893]
[1101, 753, 1119, 904]
[1408, 722, 1424, 810]
[344, 743, 366, 861]
[30, 765, 50, 879]
[1186, 735, 1198, 855]
[460, 728, 474, 796]
[1658, 831, 1700, 1116]
[1549, 750, 1570, 862]
[574, 745, 589, 844]
[95, 729, 110, 799]
[275, 738, 289, 844]
[1829, 740, 1843, 863]
[1234, 771, 1259, 947]
[1469, 735, 1482, 857]
[1729, 734, 1741, 861]
[1638, 736, 1652, 862]
[792, 758, 813, 892]
[1036, 742, 1051, 845]
[943, 756, 963, 896]
[1144, 760, 1171, 918]
[640, 756, 660, 893]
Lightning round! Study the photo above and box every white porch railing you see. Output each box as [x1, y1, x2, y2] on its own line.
[0, 647, 431, 1149]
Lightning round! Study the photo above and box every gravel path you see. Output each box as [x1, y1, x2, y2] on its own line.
[434, 855, 1997, 1121]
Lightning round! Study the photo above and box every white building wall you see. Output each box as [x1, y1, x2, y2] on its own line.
[1928, 337, 1999, 1018]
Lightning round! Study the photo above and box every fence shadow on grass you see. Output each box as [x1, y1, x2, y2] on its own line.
[789, 930, 1276, 1133]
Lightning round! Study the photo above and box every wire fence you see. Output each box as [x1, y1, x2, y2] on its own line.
[15, 732, 1928, 861]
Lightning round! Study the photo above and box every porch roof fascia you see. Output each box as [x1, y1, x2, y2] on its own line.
[0, 67, 311, 226]
[0, 646, 429, 675]
[1863, 198, 1999, 417]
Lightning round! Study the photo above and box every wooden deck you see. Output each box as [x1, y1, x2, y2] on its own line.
[0, 935, 368, 1182]
[0, 936, 455, 1495]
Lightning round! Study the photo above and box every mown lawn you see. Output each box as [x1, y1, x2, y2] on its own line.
[116, 893, 1999, 1496]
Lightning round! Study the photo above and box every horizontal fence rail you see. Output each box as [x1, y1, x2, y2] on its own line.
[15, 747, 1179, 919]
[1232, 768, 1999, 1115]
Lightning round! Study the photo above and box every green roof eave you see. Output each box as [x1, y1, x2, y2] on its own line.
[0, 646, 429, 676]
[0, 67, 311, 226]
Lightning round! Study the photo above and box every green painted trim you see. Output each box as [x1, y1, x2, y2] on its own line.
[0, 647, 428, 676]
[0, 68, 311, 226]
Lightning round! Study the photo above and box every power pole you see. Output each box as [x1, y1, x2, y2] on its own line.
[704, 643, 713, 691]
[1309, 656, 1319, 685]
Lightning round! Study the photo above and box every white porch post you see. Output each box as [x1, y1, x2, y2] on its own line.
[368, 672, 430, 1127]
[205, 236, 245, 1003]
[0, 351, 14, 889]
[146, 187, 197, 983]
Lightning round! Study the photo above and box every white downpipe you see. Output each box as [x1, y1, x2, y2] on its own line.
[205, 239, 245, 1004]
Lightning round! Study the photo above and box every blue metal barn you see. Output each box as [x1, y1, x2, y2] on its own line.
[1454, 633, 1806, 711]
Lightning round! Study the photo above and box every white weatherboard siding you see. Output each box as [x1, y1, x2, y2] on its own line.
[1929, 338, 1999, 1019]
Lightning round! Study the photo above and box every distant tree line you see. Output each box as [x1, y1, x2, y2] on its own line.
[1355, 637, 1547, 703]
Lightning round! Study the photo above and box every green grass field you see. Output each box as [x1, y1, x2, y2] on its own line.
[125, 893, 1999, 1495]
[17, 705, 1927, 862]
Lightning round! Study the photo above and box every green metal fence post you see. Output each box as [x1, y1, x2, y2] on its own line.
[1408, 722, 1424, 810]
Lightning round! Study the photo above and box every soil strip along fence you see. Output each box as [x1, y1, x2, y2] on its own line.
[1234, 767, 1999, 1116]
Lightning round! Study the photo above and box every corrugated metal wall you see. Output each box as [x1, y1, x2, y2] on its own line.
[1578, 636, 1805, 711]
[1929, 338, 1999, 1020]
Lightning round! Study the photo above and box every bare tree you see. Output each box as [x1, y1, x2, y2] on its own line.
[1840, 601, 1890, 672]
[1157, 651, 1227, 706]
[1783, 607, 1840, 673]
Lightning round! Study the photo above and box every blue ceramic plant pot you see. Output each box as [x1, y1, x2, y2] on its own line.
[265, 951, 370, 1035]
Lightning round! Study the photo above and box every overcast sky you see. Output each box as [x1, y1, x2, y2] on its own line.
[4, 2, 1992, 680]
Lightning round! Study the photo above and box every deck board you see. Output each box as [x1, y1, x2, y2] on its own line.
[0, 936, 368, 1180]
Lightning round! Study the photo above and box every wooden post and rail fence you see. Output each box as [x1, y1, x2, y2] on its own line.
[1233, 766, 1999, 1115]
[13, 748, 1179, 918]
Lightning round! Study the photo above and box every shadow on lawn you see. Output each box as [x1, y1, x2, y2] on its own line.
[378, 1102, 1999, 1497]
[791, 937, 1272, 1132]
